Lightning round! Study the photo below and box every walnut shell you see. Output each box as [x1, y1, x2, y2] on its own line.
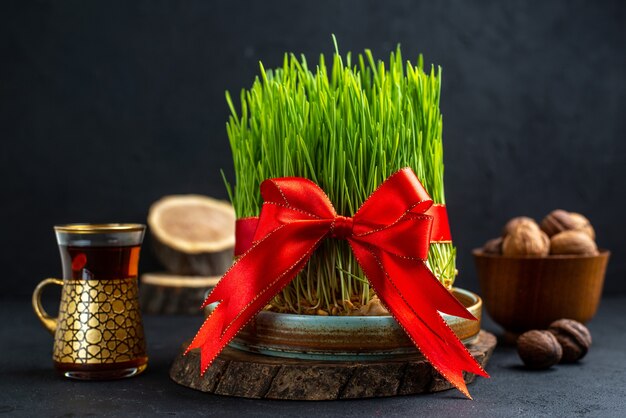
[482, 237, 503, 254]
[550, 230, 598, 255]
[541, 209, 595, 239]
[517, 330, 563, 370]
[502, 223, 550, 256]
[503, 216, 538, 237]
[569, 212, 595, 240]
[548, 319, 592, 363]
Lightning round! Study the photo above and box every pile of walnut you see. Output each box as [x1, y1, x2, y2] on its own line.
[517, 319, 592, 369]
[482, 209, 598, 256]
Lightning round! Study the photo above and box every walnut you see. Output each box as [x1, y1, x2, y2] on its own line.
[548, 319, 592, 363]
[540, 209, 595, 239]
[503, 216, 538, 237]
[517, 330, 563, 369]
[502, 223, 550, 256]
[569, 212, 596, 240]
[550, 230, 598, 255]
[482, 237, 503, 254]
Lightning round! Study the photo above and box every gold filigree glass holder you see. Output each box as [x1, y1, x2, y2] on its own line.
[32, 223, 148, 380]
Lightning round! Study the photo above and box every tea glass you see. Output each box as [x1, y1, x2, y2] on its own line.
[32, 224, 148, 380]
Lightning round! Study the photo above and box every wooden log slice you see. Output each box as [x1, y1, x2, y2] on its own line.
[148, 195, 235, 276]
[151, 239, 233, 277]
[170, 330, 496, 400]
[140, 273, 220, 315]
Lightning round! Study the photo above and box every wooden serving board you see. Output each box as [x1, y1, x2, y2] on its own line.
[170, 330, 496, 400]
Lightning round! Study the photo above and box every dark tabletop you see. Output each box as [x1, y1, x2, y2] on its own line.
[1, 295, 625, 418]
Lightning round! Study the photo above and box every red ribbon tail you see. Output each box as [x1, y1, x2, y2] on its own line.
[185, 302, 228, 370]
[350, 243, 489, 399]
[185, 222, 329, 374]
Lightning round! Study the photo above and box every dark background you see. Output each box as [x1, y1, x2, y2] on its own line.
[1, 0, 625, 298]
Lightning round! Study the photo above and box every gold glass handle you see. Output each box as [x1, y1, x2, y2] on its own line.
[32, 278, 64, 335]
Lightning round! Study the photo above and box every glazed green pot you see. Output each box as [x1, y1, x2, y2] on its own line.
[224, 288, 482, 361]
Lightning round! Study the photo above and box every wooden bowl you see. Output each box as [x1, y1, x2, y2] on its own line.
[473, 249, 610, 333]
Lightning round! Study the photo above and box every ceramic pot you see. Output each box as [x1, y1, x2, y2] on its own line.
[227, 288, 482, 360]
[474, 249, 610, 334]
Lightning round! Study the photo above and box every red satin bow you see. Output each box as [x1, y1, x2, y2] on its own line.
[234, 201, 452, 256]
[186, 167, 488, 398]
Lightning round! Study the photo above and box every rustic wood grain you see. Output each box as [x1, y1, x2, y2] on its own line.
[152, 238, 233, 276]
[170, 330, 496, 400]
[139, 273, 219, 315]
[474, 250, 610, 332]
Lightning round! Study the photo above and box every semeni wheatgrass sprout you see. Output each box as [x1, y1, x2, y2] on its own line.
[223, 40, 456, 315]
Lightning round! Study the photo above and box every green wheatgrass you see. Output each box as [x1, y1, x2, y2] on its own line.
[223, 39, 456, 314]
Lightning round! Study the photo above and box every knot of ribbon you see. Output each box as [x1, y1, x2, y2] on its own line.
[331, 215, 354, 239]
[186, 167, 488, 398]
